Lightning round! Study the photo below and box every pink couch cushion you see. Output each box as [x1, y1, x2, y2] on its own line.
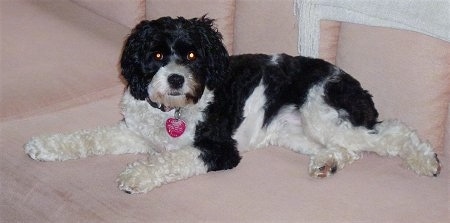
[233, 0, 298, 55]
[70, 0, 146, 28]
[336, 23, 450, 154]
[319, 20, 341, 64]
[2, 130, 447, 222]
[1, 0, 129, 121]
[146, 0, 235, 54]
[233, 0, 341, 63]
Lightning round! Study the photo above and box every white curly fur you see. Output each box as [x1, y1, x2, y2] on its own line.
[25, 89, 213, 193]
[25, 79, 441, 194]
[231, 81, 440, 177]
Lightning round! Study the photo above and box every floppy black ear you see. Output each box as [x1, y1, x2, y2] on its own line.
[120, 20, 155, 100]
[191, 16, 229, 90]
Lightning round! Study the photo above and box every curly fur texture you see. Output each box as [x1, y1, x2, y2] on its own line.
[25, 16, 441, 194]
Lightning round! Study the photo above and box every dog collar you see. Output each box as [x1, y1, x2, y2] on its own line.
[146, 97, 186, 137]
[146, 97, 174, 112]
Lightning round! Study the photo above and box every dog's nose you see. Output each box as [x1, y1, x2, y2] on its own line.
[167, 74, 185, 89]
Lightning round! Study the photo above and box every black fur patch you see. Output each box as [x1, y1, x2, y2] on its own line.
[194, 54, 265, 171]
[323, 71, 379, 129]
[196, 54, 380, 171]
[262, 54, 335, 126]
[120, 16, 228, 100]
[121, 16, 380, 172]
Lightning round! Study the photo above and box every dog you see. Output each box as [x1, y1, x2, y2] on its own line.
[25, 16, 441, 194]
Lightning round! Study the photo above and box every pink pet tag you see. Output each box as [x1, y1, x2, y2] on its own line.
[166, 117, 186, 138]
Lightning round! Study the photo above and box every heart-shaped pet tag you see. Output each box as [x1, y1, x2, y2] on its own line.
[165, 118, 186, 138]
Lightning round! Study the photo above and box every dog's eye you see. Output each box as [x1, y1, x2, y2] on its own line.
[153, 52, 164, 61]
[186, 51, 197, 61]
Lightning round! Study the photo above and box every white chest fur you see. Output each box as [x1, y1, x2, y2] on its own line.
[121, 89, 213, 153]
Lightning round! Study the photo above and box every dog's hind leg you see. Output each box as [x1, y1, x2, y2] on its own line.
[366, 120, 441, 176]
[295, 80, 440, 177]
[300, 105, 441, 177]
[260, 104, 361, 177]
[25, 121, 151, 161]
[301, 115, 441, 177]
[299, 117, 441, 178]
[307, 146, 362, 178]
[271, 133, 361, 178]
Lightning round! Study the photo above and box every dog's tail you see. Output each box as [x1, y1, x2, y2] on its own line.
[368, 119, 441, 176]
[25, 122, 151, 161]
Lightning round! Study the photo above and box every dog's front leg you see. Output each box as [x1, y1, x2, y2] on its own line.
[117, 147, 208, 194]
[118, 133, 242, 194]
[25, 121, 151, 161]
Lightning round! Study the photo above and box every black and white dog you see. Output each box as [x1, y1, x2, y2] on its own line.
[25, 16, 441, 194]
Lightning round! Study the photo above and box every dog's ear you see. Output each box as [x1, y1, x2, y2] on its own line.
[191, 16, 229, 90]
[120, 20, 155, 100]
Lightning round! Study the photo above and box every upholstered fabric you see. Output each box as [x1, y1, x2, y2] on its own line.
[1, 0, 448, 222]
[1, 0, 128, 121]
[318, 20, 340, 64]
[2, 140, 447, 222]
[70, 0, 146, 28]
[232, 0, 340, 63]
[336, 23, 450, 154]
[233, 0, 298, 55]
[146, 0, 236, 53]
[293, 0, 450, 156]
[295, 0, 450, 58]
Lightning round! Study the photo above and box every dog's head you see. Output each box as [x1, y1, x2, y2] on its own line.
[120, 16, 229, 108]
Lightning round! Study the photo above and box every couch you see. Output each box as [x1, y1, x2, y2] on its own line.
[1, 0, 449, 222]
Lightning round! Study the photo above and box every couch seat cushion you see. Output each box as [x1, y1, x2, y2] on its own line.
[1, 0, 129, 121]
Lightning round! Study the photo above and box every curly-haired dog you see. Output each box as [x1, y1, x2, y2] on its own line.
[25, 16, 441, 194]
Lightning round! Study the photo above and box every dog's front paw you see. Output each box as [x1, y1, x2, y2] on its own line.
[117, 161, 162, 194]
[25, 136, 64, 161]
[405, 152, 441, 177]
[118, 149, 208, 194]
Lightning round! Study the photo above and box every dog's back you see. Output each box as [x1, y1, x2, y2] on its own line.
[218, 54, 378, 131]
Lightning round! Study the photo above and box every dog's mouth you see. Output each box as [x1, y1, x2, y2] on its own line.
[148, 91, 195, 110]
[147, 80, 202, 109]
[168, 91, 182, 96]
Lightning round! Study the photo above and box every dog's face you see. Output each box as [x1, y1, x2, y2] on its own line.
[120, 16, 229, 108]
